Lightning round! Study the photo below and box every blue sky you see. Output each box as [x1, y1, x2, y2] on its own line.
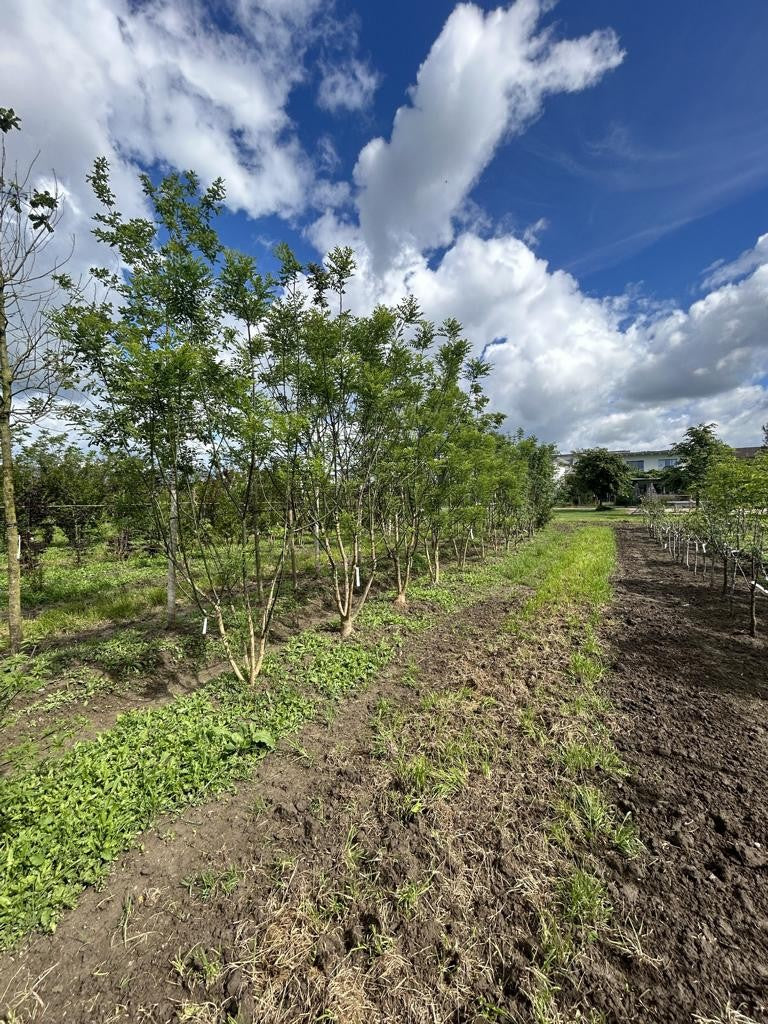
[2, 0, 767, 449]
[284, 0, 768, 299]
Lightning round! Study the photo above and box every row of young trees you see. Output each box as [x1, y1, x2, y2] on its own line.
[641, 450, 768, 637]
[1, 110, 556, 670]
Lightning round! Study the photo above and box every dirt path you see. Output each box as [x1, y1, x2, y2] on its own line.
[597, 526, 768, 1023]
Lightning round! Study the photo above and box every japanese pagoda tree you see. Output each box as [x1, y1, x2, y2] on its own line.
[292, 248, 418, 636]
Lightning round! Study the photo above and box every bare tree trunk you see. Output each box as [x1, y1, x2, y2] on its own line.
[0, 289, 22, 652]
[393, 550, 406, 608]
[166, 483, 178, 627]
[254, 528, 264, 603]
[392, 528, 409, 607]
[288, 504, 298, 591]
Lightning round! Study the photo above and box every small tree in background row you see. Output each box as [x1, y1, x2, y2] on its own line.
[14, 433, 108, 566]
[664, 422, 729, 507]
[571, 448, 632, 509]
[0, 107, 74, 651]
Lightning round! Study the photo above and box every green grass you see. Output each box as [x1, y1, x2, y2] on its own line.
[0, 547, 168, 647]
[553, 506, 638, 523]
[559, 739, 626, 777]
[558, 868, 611, 934]
[510, 522, 645, 1023]
[183, 866, 242, 901]
[523, 526, 616, 618]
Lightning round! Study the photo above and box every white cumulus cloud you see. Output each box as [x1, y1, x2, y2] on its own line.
[0, 0, 331, 254]
[700, 232, 768, 290]
[350, 0, 624, 271]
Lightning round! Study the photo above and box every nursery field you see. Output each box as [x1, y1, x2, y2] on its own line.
[0, 522, 766, 1024]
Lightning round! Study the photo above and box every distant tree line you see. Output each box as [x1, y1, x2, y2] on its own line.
[558, 423, 739, 509]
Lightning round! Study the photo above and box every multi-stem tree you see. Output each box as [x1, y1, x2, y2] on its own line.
[57, 164, 297, 682]
[55, 159, 228, 627]
[297, 249, 415, 636]
[0, 107, 74, 651]
[416, 329, 500, 585]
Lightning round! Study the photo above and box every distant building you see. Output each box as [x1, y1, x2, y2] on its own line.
[556, 445, 762, 500]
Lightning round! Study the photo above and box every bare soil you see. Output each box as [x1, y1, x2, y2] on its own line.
[1, 525, 766, 1023]
[589, 526, 768, 1023]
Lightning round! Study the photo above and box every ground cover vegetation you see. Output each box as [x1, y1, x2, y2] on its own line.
[1, 521, 654, 1024]
[0, 528, 557, 951]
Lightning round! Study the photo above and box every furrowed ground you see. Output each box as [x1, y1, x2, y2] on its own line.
[1, 520, 766, 1024]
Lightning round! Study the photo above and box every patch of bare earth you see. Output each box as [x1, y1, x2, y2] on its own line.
[583, 525, 768, 1024]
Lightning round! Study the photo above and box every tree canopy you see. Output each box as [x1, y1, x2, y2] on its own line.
[570, 448, 632, 508]
[663, 423, 729, 506]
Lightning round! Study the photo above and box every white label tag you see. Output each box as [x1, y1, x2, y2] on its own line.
[354, 565, 361, 589]
[202, 616, 208, 635]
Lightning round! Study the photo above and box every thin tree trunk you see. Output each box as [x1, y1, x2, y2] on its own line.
[254, 528, 264, 603]
[393, 546, 407, 607]
[288, 505, 298, 591]
[0, 288, 22, 652]
[166, 483, 178, 627]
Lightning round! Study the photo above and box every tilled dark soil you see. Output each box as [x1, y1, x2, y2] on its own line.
[593, 526, 768, 1023]
[1, 525, 766, 1024]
